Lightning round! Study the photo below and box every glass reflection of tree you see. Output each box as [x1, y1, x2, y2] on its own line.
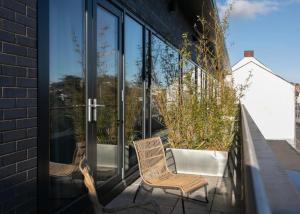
[49, 31, 85, 163]
[151, 37, 179, 135]
[96, 21, 118, 145]
[125, 42, 143, 144]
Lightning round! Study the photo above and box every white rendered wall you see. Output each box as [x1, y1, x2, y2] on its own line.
[232, 58, 295, 146]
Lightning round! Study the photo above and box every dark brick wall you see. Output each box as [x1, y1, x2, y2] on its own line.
[0, 0, 37, 213]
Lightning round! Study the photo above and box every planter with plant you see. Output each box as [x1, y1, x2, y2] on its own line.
[156, 3, 250, 176]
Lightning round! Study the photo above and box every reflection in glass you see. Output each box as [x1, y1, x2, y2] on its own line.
[49, 0, 85, 211]
[145, 30, 151, 138]
[96, 6, 119, 184]
[151, 36, 179, 137]
[182, 60, 196, 94]
[124, 16, 143, 172]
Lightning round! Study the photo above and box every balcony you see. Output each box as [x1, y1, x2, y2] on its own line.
[90, 105, 300, 214]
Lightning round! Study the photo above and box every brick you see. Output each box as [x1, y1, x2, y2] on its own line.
[0, 120, 16, 131]
[3, 43, 27, 56]
[0, 30, 15, 43]
[0, 53, 16, 66]
[27, 68, 36, 78]
[27, 108, 36, 117]
[0, 7, 15, 21]
[1, 65, 27, 77]
[16, 98, 36, 107]
[0, 151, 27, 167]
[26, 27, 36, 38]
[27, 88, 36, 98]
[16, 35, 36, 48]
[2, 197, 22, 213]
[25, 0, 37, 9]
[2, 0, 26, 14]
[0, 172, 27, 190]
[15, 178, 36, 196]
[16, 56, 37, 68]
[27, 168, 36, 179]
[0, 76, 16, 87]
[0, 142, 16, 155]
[3, 88, 27, 98]
[0, 164, 16, 179]
[2, 129, 27, 143]
[0, 19, 26, 35]
[26, 7, 36, 18]
[0, 98, 16, 108]
[15, 13, 36, 29]
[16, 138, 36, 150]
[17, 158, 36, 172]
[27, 48, 36, 58]
[16, 118, 36, 129]
[4, 109, 27, 119]
[27, 127, 36, 138]
[15, 198, 36, 214]
[17, 77, 36, 88]
[16, 0, 26, 3]
[27, 147, 36, 158]
[0, 187, 14, 202]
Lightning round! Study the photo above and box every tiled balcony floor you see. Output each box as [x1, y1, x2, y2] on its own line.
[105, 176, 242, 214]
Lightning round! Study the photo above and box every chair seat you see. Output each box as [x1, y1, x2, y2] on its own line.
[50, 161, 78, 177]
[146, 172, 208, 193]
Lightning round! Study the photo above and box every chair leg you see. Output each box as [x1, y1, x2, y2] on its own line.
[204, 185, 209, 203]
[181, 191, 185, 214]
[133, 183, 142, 203]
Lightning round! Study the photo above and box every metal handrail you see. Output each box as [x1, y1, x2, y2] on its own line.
[241, 106, 271, 214]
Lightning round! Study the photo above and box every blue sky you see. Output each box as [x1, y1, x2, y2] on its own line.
[217, 0, 300, 83]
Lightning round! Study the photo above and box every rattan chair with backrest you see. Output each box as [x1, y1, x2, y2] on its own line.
[133, 137, 209, 214]
[79, 157, 161, 214]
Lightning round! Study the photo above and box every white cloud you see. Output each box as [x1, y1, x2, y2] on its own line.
[217, 0, 300, 19]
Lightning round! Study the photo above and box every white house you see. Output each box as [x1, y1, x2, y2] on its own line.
[232, 51, 296, 147]
[296, 85, 300, 123]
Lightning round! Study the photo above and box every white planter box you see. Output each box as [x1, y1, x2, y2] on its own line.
[166, 148, 228, 177]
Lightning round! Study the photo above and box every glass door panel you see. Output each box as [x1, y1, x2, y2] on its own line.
[151, 35, 179, 137]
[49, 0, 86, 211]
[95, 5, 120, 185]
[124, 15, 143, 173]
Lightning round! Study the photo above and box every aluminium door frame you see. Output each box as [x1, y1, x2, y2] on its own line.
[90, 0, 125, 183]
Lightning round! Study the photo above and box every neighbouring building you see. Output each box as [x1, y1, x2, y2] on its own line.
[232, 51, 296, 146]
[0, 0, 219, 213]
[296, 84, 300, 122]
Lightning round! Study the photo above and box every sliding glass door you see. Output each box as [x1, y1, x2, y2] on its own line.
[124, 15, 144, 174]
[93, 1, 122, 185]
[49, 0, 86, 211]
[47, 0, 151, 211]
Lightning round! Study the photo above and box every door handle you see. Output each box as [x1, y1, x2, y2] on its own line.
[88, 98, 105, 122]
[88, 98, 92, 122]
[89, 98, 105, 122]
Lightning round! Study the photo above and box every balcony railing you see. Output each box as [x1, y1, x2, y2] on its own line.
[241, 105, 300, 214]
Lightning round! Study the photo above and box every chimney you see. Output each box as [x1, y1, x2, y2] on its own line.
[244, 50, 254, 57]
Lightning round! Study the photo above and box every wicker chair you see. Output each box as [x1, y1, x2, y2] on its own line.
[133, 137, 209, 214]
[79, 157, 161, 214]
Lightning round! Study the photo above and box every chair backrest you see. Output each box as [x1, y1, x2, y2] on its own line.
[79, 157, 103, 214]
[73, 141, 86, 166]
[133, 137, 169, 182]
